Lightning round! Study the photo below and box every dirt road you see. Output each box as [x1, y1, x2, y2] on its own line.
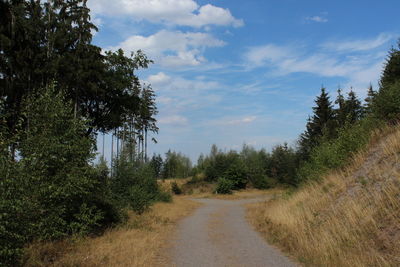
[170, 197, 296, 267]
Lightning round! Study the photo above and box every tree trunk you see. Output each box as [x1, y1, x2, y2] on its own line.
[111, 132, 114, 177]
[145, 128, 148, 162]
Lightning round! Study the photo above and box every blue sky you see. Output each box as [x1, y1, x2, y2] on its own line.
[89, 0, 400, 163]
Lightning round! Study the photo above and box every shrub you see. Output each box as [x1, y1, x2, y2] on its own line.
[171, 182, 182, 195]
[297, 118, 380, 182]
[157, 190, 172, 203]
[251, 175, 276, 189]
[215, 178, 234, 194]
[128, 186, 152, 214]
[222, 158, 247, 189]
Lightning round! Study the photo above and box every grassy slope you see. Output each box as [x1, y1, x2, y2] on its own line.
[248, 125, 400, 267]
[24, 197, 200, 267]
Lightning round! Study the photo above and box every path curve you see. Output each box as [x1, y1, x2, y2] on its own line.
[170, 197, 296, 267]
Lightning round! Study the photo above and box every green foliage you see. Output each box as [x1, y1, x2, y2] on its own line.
[0, 85, 122, 265]
[372, 81, 400, 122]
[156, 190, 173, 203]
[150, 154, 163, 178]
[251, 174, 276, 189]
[222, 155, 248, 189]
[297, 118, 379, 182]
[162, 150, 192, 179]
[171, 182, 183, 195]
[0, 1, 153, 137]
[128, 185, 152, 214]
[299, 87, 335, 159]
[215, 178, 234, 194]
[111, 151, 169, 212]
[269, 144, 298, 185]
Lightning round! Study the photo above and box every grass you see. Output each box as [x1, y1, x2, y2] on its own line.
[247, 125, 400, 267]
[24, 196, 201, 267]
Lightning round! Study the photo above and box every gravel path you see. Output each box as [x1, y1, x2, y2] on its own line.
[171, 197, 296, 267]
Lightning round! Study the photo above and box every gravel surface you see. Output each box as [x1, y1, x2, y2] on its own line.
[171, 197, 297, 267]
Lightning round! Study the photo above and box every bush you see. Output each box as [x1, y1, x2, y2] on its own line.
[215, 178, 234, 194]
[297, 118, 380, 182]
[128, 186, 152, 214]
[0, 86, 121, 265]
[251, 175, 276, 189]
[157, 190, 172, 203]
[171, 182, 182, 195]
[222, 158, 247, 189]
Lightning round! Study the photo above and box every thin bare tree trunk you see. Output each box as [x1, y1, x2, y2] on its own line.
[111, 132, 114, 177]
[145, 128, 148, 162]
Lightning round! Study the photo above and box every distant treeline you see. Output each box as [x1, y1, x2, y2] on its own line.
[193, 40, 400, 193]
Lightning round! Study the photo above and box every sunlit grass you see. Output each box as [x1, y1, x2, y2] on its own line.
[247, 125, 400, 267]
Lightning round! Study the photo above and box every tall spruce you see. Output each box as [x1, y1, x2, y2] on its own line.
[344, 89, 363, 123]
[299, 87, 335, 159]
[364, 84, 377, 113]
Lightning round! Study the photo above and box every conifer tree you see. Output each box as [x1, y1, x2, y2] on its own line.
[299, 87, 335, 159]
[364, 84, 377, 113]
[335, 88, 347, 126]
[344, 89, 363, 123]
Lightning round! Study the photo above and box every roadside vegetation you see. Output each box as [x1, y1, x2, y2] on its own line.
[247, 41, 400, 266]
[0, 1, 168, 265]
[1, 1, 400, 266]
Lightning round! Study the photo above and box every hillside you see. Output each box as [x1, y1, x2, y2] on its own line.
[248, 125, 400, 266]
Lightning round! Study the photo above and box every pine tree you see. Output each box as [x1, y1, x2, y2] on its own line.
[364, 84, 377, 113]
[299, 87, 335, 159]
[335, 88, 347, 126]
[380, 41, 400, 89]
[344, 89, 363, 123]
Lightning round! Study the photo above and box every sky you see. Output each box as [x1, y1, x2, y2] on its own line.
[89, 0, 400, 163]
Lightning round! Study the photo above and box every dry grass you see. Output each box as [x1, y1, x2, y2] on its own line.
[247, 125, 400, 267]
[24, 196, 201, 267]
[194, 187, 285, 200]
[157, 178, 190, 191]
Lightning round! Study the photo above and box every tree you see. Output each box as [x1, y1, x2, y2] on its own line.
[269, 143, 298, 185]
[372, 41, 400, 122]
[344, 90, 363, 123]
[364, 84, 377, 113]
[150, 154, 163, 178]
[0, 1, 154, 155]
[335, 88, 346, 125]
[380, 41, 400, 89]
[299, 87, 335, 159]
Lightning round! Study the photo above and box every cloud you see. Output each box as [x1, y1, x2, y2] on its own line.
[147, 72, 221, 93]
[306, 15, 328, 23]
[322, 33, 394, 52]
[158, 115, 188, 125]
[148, 72, 171, 84]
[207, 116, 257, 127]
[89, 0, 243, 28]
[226, 116, 257, 125]
[244, 34, 390, 91]
[111, 30, 226, 67]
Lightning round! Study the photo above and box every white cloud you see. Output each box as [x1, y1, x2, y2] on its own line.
[88, 0, 243, 28]
[147, 72, 221, 92]
[158, 115, 188, 125]
[244, 34, 390, 92]
[207, 116, 257, 127]
[306, 15, 328, 23]
[112, 30, 226, 67]
[322, 33, 394, 52]
[148, 72, 171, 84]
[244, 44, 294, 67]
[226, 116, 257, 125]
